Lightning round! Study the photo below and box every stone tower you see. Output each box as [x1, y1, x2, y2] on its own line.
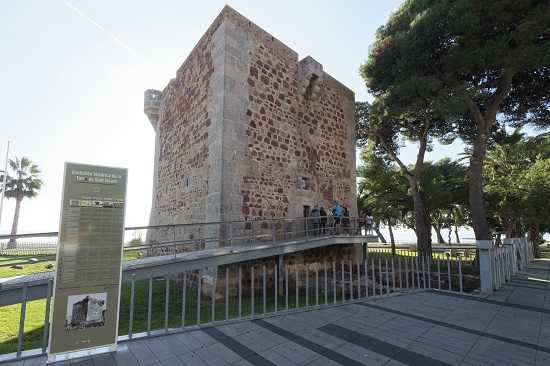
[144, 6, 357, 229]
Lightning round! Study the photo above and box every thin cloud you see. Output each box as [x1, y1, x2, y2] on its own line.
[62, 0, 139, 57]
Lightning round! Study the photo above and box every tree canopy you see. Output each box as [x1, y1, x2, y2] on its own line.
[360, 0, 550, 240]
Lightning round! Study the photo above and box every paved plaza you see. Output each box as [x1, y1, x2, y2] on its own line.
[6, 259, 550, 366]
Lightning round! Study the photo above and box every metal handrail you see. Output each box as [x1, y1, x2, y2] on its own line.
[0, 215, 366, 240]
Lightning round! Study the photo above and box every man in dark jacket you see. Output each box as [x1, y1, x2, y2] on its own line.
[319, 207, 327, 235]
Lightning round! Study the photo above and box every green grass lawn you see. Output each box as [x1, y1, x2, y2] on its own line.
[0, 299, 46, 355]
[0, 251, 142, 280]
[0, 256, 55, 279]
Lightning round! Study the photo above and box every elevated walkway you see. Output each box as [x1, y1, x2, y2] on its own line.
[0, 234, 375, 306]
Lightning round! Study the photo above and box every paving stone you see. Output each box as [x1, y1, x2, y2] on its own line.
[127, 339, 159, 366]
[90, 353, 116, 366]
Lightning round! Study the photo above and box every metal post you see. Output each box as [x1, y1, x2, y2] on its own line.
[333, 261, 337, 304]
[458, 254, 463, 293]
[197, 273, 202, 324]
[225, 268, 229, 320]
[324, 262, 328, 304]
[263, 265, 267, 313]
[285, 266, 289, 310]
[416, 256, 421, 289]
[295, 266, 299, 308]
[211, 274, 216, 323]
[238, 266, 242, 318]
[182, 272, 187, 327]
[305, 264, 309, 307]
[251, 266, 255, 315]
[165, 276, 170, 331]
[385, 258, 389, 294]
[315, 265, 319, 306]
[356, 261, 361, 298]
[371, 258, 376, 295]
[422, 255, 427, 289]
[391, 257, 396, 292]
[405, 256, 409, 288]
[398, 256, 402, 290]
[437, 259, 441, 290]
[17, 283, 28, 357]
[128, 275, 135, 338]
[364, 259, 369, 298]
[447, 256, 452, 291]
[341, 261, 345, 301]
[349, 260, 353, 300]
[274, 265, 278, 312]
[147, 274, 153, 335]
[427, 255, 432, 289]
[42, 280, 53, 353]
[230, 221, 234, 250]
[378, 257, 383, 295]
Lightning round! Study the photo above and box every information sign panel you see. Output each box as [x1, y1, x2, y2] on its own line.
[48, 163, 127, 361]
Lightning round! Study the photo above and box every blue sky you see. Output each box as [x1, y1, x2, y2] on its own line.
[0, 0, 465, 234]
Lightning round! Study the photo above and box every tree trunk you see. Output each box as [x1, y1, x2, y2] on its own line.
[8, 197, 22, 248]
[410, 179, 432, 257]
[469, 135, 491, 240]
[447, 227, 452, 244]
[529, 223, 541, 258]
[374, 220, 387, 243]
[454, 226, 460, 244]
[388, 223, 396, 256]
[466, 74, 513, 241]
[433, 224, 445, 244]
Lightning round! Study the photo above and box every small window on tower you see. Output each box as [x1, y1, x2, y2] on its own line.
[300, 177, 309, 189]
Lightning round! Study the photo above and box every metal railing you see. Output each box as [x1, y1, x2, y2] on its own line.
[0, 216, 371, 361]
[0, 216, 367, 258]
[1, 243, 481, 361]
[488, 237, 534, 291]
[367, 244, 478, 293]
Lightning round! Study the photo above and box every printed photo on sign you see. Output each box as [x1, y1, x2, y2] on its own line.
[65, 293, 107, 331]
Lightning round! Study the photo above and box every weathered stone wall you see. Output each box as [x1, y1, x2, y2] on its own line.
[220, 6, 357, 222]
[148, 6, 356, 230]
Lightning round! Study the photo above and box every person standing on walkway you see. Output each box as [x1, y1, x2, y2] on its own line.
[310, 206, 320, 236]
[332, 201, 343, 234]
[319, 207, 327, 235]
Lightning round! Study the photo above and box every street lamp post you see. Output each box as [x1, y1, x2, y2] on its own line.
[0, 141, 10, 226]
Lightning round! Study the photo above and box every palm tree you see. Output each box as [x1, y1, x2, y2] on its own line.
[0, 157, 42, 246]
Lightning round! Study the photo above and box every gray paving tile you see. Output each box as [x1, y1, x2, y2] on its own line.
[22, 356, 47, 366]
[127, 339, 159, 366]
[146, 337, 179, 361]
[176, 351, 209, 365]
[158, 356, 184, 366]
[463, 338, 537, 366]
[333, 342, 386, 365]
[319, 323, 452, 366]
[70, 357, 93, 366]
[254, 319, 365, 366]
[111, 344, 141, 366]
[90, 353, 116, 366]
